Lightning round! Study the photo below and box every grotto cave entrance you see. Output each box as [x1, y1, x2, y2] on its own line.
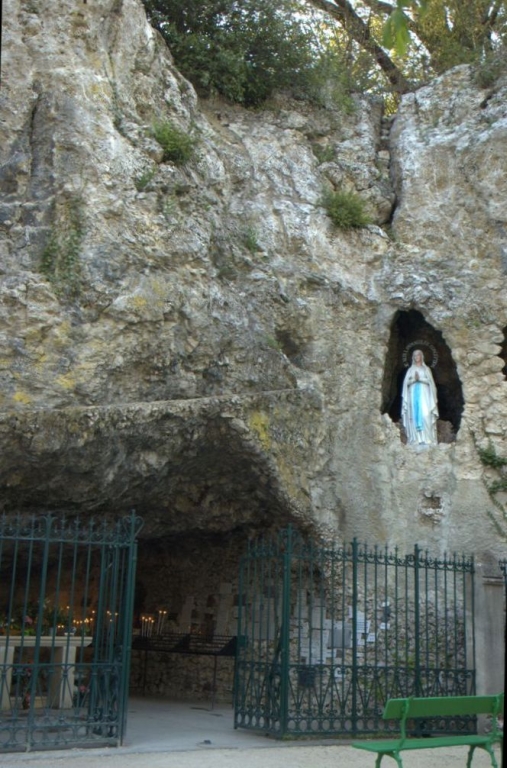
[0, 400, 312, 723]
[127, 413, 303, 709]
[131, 529, 252, 706]
[381, 309, 464, 443]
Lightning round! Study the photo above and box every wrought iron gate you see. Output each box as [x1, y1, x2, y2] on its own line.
[0, 511, 142, 752]
[234, 527, 475, 737]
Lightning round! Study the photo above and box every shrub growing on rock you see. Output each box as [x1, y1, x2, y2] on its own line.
[152, 121, 197, 165]
[322, 189, 371, 229]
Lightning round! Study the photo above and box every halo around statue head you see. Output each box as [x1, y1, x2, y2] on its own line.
[402, 340, 438, 368]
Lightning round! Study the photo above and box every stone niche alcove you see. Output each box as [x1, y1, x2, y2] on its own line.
[500, 326, 507, 379]
[381, 309, 464, 443]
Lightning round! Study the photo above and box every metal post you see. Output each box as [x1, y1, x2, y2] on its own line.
[118, 511, 141, 745]
[233, 551, 244, 727]
[279, 526, 292, 736]
[28, 516, 53, 749]
[413, 544, 421, 698]
[351, 538, 358, 734]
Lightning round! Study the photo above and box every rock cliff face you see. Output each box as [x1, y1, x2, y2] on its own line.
[1, 0, 507, 559]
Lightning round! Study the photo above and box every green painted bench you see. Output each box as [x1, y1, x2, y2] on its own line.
[352, 694, 504, 768]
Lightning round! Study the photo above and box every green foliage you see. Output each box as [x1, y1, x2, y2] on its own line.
[264, 334, 282, 351]
[242, 226, 260, 253]
[109, 79, 127, 137]
[478, 440, 507, 510]
[321, 189, 371, 230]
[478, 441, 507, 469]
[474, 44, 507, 88]
[217, 264, 238, 281]
[488, 478, 507, 494]
[40, 198, 84, 298]
[159, 194, 178, 221]
[135, 166, 157, 191]
[142, 0, 353, 108]
[143, 0, 507, 105]
[382, 7, 412, 54]
[303, 44, 357, 111]
[391, 0, 507, 72]
[314, 0, 506, 98]
[312, 144, 335, 164]
[152, 120, 197, 164]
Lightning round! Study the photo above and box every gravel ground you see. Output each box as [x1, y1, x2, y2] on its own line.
[0, 743, 502, 768]
[0, 698, 501, 768]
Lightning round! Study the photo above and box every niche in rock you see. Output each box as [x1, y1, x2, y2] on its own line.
[500, 326, 507, 379]
[381, 309, 464, 443]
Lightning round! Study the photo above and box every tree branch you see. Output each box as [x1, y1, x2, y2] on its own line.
[361, 0, 396, 14]
[307, 0, 412, 92]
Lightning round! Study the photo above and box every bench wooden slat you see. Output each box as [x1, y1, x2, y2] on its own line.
[383, 694, 502, 720]
[353, 734, 492, 752]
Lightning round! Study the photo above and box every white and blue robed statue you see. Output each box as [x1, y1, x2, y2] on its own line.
[401, 349, 439, 446]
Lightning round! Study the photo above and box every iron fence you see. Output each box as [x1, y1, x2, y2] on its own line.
[500, 559, 507, 589]
[234, 527, 475, 737]
[0, 511, 142, 752]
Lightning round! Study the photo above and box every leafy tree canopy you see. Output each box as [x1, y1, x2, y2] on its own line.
[307, 0, 507, 92]
[143, 0, 507, 107]
[143, 0, 354, 107]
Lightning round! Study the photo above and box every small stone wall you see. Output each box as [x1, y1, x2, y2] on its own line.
[130, 649, 236, 704]
[130, 531, 246, 702]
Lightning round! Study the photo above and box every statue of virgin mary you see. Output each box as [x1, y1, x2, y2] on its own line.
[401, 349, 439, 446]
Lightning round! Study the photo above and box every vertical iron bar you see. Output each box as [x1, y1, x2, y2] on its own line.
[384, 544, 392, 700]
[351, 538, 358, 734]
[453, 554, 458, 686]
[28, 516, 53, 750]
[233, 549, 244, 725]
[47, 536, 65, 711]
[444, 554, 449, 694]
[424, 550, 429, 693]
[434, 557, 440, 692]
[279, 526, 292, 736]
[18, 524, 35, 714]
[414, 544, 421, 697]
[469, 556, 476, 694]
[318, 540, 324, 726]
[296, 535, 304, 731]
[118, 511, 139, 745]
[340, 546, 350, 730]
[327, 542, 334, 727]
[362, 541, 368, 731]
[257, 537, 264, 725]
[255, 538, 261, 727]
[373, 544, 379, 724]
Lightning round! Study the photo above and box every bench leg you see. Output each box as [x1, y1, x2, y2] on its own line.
[467, 744, 499, 768]
[374, 752, 403, 768]
[482, 744, 499, 768]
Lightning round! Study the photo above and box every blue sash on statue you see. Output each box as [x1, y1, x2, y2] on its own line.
[413, 382, 423, 432]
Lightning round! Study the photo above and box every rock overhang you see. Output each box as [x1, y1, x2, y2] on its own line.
[0, 390, 319, 538]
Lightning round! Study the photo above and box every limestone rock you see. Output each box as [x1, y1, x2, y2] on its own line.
[0, 0, 506, 558]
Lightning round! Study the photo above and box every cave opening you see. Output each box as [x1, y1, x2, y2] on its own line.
[381, 309, 464, 443]
[0, 406, 308, 707]
[131, 528, 250, 704]
[119, 416, 308, 706]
